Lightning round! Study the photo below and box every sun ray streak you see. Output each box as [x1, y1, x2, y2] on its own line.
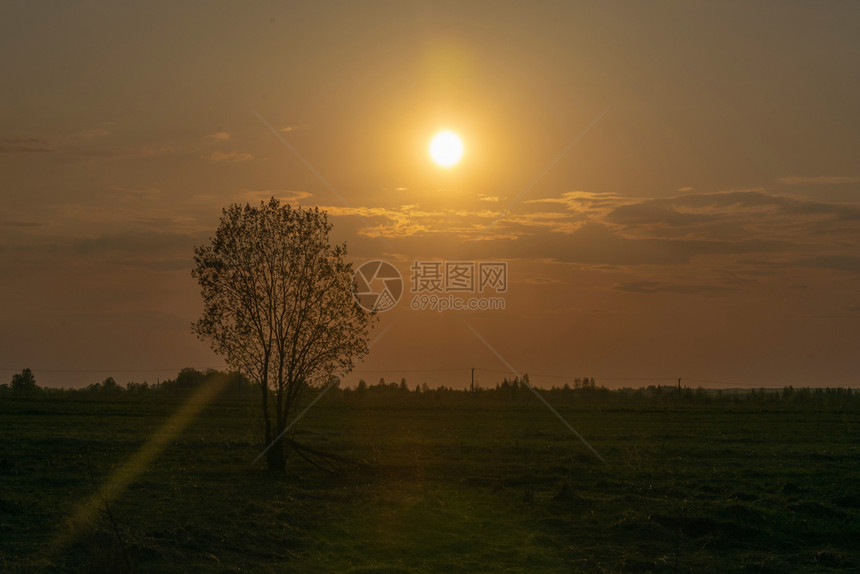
[252, 108, 393, 249]
[470, 106, 609, 243]
[252, 320, 396, 466]
[463, 320, 608, 465]
[50, 373, 234, 554]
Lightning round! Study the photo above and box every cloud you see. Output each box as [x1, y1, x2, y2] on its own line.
[522, 276, 561, 285]
[474, 222, 790, 266]
[0, 137, 53, 153]
[793, 255, 860, 274]
[64, 231, 206, 271]
[314, 189, 858, 289]
[204, 131, 231, 141]
[524, 191, 627, 222]
[76, 230, 199, 254]
[479, 194, 500, 203]
[75, 143, 175, 159]
[80, 128, 110, 139]
[108, 185, 163, 199]
[203, 151, 253, 162]
[677, 186, 694, 192]
[324, 205, 432, 238]
[607, 201, 722, 227]
[777, 176, 860, 185]
[776, 175, 860, 185]
[233, 189, 313, 205]
[104, 257, 194, 271]
[280, 125, 301, 133]
[0, 228, 203, 271]
[1, 220, 47, 228]
[612, 280, 732, 296]
[598, 190, 860, 242]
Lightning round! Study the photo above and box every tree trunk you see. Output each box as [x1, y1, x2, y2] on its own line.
[265, 436, 286, 472]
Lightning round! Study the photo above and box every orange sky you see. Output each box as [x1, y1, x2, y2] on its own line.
[1, 2, 858, 388]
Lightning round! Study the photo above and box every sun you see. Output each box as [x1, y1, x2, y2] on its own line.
[429, 130, 464, 168]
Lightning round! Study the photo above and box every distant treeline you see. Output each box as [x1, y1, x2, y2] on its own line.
[327, 375, 860, 410]
[2, 368, 858, 409]
[0, 367, 254, 399]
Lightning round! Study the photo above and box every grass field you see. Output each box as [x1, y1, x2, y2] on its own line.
[2, 389, 859, 573]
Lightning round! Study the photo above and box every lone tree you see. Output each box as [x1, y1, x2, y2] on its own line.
[192, 199, 373, 471]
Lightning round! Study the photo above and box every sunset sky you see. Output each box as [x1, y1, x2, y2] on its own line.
[1, 1, 858, 389]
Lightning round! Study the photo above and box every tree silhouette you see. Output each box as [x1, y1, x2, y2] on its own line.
[192, 199, 373, 471]
[11, 368, 37, 394]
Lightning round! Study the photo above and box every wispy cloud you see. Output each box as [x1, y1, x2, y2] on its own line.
[323, 205, 434, 238]
[63, 230, 204, 271]
[793, 255, 860, 274]
[522, 276, 562, 285]
[202, 151, 253, 162]
[204, 131, 231, 141]
[76, 143, 176, 160]
[1, 220, 47, 228]
[595, 190, 860, 242]
[777, 176, 860, 185]
[233, 189, 313, 205]
[108, 185, 164, 199]
[53, 201, 203, 233]
[80, 128, 110, 139]
[613, 280, 732, 296]
[0, 137, 53, 153]
[318, 188, 859, 288]
[76, 230, 197, 254]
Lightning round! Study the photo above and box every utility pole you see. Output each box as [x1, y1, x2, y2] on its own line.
[471, 367, 475, 392]
[678, 377, 682, 390]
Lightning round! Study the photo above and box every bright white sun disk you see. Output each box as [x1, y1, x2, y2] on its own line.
[429, 130, 464, 168]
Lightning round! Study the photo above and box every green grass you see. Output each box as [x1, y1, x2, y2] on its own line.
[1, 393, 858, 572]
